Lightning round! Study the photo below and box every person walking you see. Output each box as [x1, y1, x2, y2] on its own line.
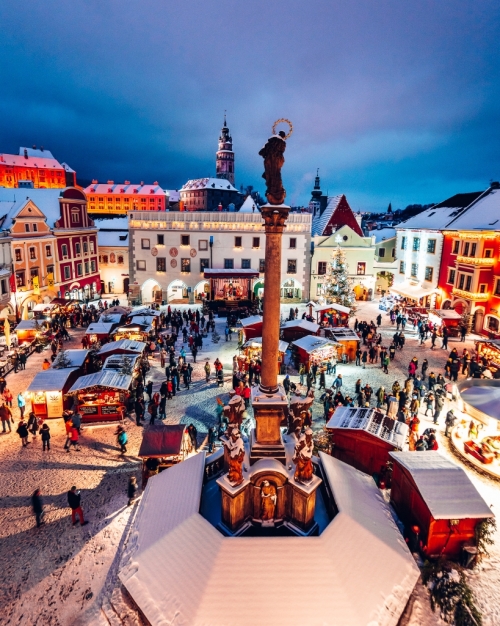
[441, 328, 449, 350]
[17, 393, 26, 420]
[16, 420, 29, 446]
[148, 400, 158, 425]
[333, 374, 343, 390]
[3, 387, 13, 407]
[117, 427, 128, 454]
[41, 423, 51, 451]
[361, 350, 368, 369]
[355, 348, 362, 366]
[445, 409, 457, 437]
[27, 412, 40, 438]
[204, 360, 211, 383]
[127, 476, 138, 506]
[67, 486, 88, 526]
[433, 390, 446, 424]
[67, 425, 81, 452]
[298, 363, 305, 385]
[31, 489, 45, 528]
[382, 354, 389, 374]
[0, 402, 12, 433]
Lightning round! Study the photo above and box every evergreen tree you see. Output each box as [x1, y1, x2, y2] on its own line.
[53, 348, 72, 369]
[119, 356, 133, 376]
[323, 246, 357, 316]
[387, 202, 392, 213]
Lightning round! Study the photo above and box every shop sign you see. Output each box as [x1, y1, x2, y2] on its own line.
[32, 275, 40, 295]
[46, 391, 63, 417]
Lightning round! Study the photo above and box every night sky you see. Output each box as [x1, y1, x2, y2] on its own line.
[1, 1, 499, 210]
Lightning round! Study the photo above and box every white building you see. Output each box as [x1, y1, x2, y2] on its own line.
[128, 210, 311, 304]
[95, 217, 129, 295]
[0, 230, 13, 320]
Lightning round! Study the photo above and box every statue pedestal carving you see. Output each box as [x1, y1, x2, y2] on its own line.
[250, 385, 288, 465]
[286, 474, 322, 535]
[217, 475, 251, 536]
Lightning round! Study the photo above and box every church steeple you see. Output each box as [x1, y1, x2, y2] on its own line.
[216, 113, 235, 185]
[310, 168, 325, 217]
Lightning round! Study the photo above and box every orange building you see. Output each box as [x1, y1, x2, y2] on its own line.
[0, 146, 74, 189]
[84, 181, 166, 214]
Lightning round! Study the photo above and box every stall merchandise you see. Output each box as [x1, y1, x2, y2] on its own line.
[68, 371, 132, 422]
[26, 368, 80, 419]
[32, 303, 58, 320]
[113, 324, 152, 342]
[280, 319, 319, 343]
[475, 340, 500, 376]
[85, 322, 116, 344]
[326, 328, 360, 362]
[138, 424, 191, 487]
[314, 303, 350, 328]
[239, 337, 288, 376]
[291, 335, 341, 370]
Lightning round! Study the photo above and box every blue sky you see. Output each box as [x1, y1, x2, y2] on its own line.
[1, 0, 499, 210]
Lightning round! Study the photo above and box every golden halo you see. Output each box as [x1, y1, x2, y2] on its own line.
[272, 118, 293, 139]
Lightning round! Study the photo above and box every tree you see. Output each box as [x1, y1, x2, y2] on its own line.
[53, 348, 72, 369]
[387, 202, 392, 213]
[119, 356, 133, 376]
[322, 246, 357, 316]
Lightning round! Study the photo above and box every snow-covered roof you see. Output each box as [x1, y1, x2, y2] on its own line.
[98, 313, 123, 324]
[390, 281, 438, 299]
[50, 349, 90, 369]
[180, 177, 238, 192]
[238, 195, 258, 213]
[328, 328, 360, 342]
[128, 306, 161, 317]
[315, 302, 351, 315]
[0, 188, 65, 229]
[32, 303, 57, 312]
[292, 335, 340, 353]
[166, 189, 180, 202]
[84, 182, 165, 196]
[68, 370, 133, 392]
[280, 319, 320, 333]
[371, 228, 396, 243]
[312, 194, 342, 236]
[243, 336, 289, 353]
[0, 150, 62, 169]
[102, 353, 141, 371]
[97, 339, 146, 355]
[389, 452, 494, 520]
[327, 406, 408, 450]
[240, 315, 263, 328]
[19, 146, 56, 159]
[445, 187, 500, 230]
[119, 452, 419, 626]
[130, 316, 156, 328]
[85, 322, 115, 335]
[15, 320, 41, 331]
[396, 192, 483, 231]
[26, 368, 79, 393]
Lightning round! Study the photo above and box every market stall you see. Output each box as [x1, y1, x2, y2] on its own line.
[280, 319, 319, 343]
[68, 371, 132, 423]
[112, 323, 152, 342]
[314, 303, 350, 328]
[239, 315, 263, 341]
[26, 368, 81, 419]
[98, 339, 146, 361]
[102, 353, 142, 385]
[428, 309, 462, 337]
[474, 340, 500, 377]
[32, 303, 57, 320]
[15, 319, 50, 345]
[389, 282, 438, 309]
[50, 349, 93, 374]
[85, 322, 116, 344]
[239, 337, 289, 376]
[291, 335, 341, 371]
[138, 424, 192, 488]
[50, 297, 83, 316]
[325, 328, 360, 362]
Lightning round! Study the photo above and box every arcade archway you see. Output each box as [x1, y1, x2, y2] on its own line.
[141, 278, 162, 304]
[167, 279, 188, 302]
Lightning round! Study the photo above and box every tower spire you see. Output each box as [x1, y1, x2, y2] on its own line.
[224, 110, 227, 127]
[216, 116, 235, 186]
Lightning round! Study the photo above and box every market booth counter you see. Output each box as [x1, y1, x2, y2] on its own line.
[428, 309, 462, 338]
[239, 315, 263, 341]
[68, 371, 133, 423]
[26, 368, 81, 420]
[314, 303, 350, 328]
[112, 323, 152, 342]
[474, 340, 500, 377]
[389, 451, 494, 559]
[239, 337, 289, 376]
[138, 424, 191, 488]
[324, 328, 360, 362]
[291, 335, 341, 371]
[280, 319, 320, 343]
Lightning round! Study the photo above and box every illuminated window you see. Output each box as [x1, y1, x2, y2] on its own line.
[427, 239, 436, 254]
[29, 247, 36, 260]
[287, 259, 297, 274]
[156, 257, 166, 272]
[448, 269, 456, 285]
[357, 262, 366, 275]
[15, 249, 22, 262]
[424, 266, 433, 282]
[90, 241, 95, 253]
[181, 258, 191, 272]
[318, 261, 327, 275]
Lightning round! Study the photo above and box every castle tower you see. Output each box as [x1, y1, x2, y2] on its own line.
[216, 113, 235, 186]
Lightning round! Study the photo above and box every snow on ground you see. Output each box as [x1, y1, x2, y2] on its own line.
[0, 297, 499, 625]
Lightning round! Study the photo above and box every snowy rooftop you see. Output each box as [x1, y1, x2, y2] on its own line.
[69, 371, 132, 392]
[84, 182, 165, 196]
[239, 315, 263, 327]
[280, 319, 320, 333]
[396, 191, 483, 231]
[292, 335, 340, 353]
[85, 322, 116, 335]
[311, 194, 342, 236]
[243, 337, 289, 353]
[389, 452, 494, 520]
[0, 150, 62, 169]
[0, 189, 64, 230]
[371, 227, 396, 243]
[238, 195, 258, 213]
[328, 328, 360, 342]
[27, 368, 79, 393]
[180, 177, 238, 192]
[119, 452, 419, 626]
[327, 406, 408, 450]
[315, 302, 351, 315]
[97, 339, 146, 355]
[50, 349, 89, 369]
[102, 353, 141, 371]
[446, 187, 500, 230]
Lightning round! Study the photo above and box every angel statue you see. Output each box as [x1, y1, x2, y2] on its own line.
[259, 130, 287, 205]
[293, 428, 314, 483]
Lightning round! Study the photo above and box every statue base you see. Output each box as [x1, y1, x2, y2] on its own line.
[250, 385, 288, 466]
[287, 474, 322, 533]
[217, 474, 250, 534]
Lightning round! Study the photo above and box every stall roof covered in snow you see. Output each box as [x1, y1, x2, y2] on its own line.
[15, 319, 42, 331]
[50, 349, 89, 369]
[243, 337, 289, 353]
[68, 371, 132, 392]
[128, 307, 161, 317]
[119, 452, 419, 626]
[32, 303, 57, 312]
[292, 335, 340, 354]
[137, 424, 187, 458]
[389, 452, 494, 520]
[85, 322, 115, 335]
[102, 353, 141, 371]
[280, 319, 319, 333]
[97, 339, 146, 355]
[315, 302, 351, 315]
[327, 406, 409, 450]
[239, 315, 263, 327]
[27, 368, 79, 393]
[328, 328, 360, 342]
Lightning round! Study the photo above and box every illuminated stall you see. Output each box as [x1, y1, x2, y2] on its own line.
[15, 319, 50, 345]
[112, 322, 152, 342]
[291, 335, 341, 371]
[68, 371, 132, 423]
[239, 337, 288, 376]
[326, 328, 360, 362]
[239, 315, 263, 341]
[280, 319, 319, 343]
[428, 309, 462, 337]
[204, 269, 258, 316]
[26, 368, 80, 420]
[138, 424, 192, 488]
[85, 321, 116, 344]
[98, 339, 146, 361]
[314, 303, 350, 328]
[474, 340, 500, 377]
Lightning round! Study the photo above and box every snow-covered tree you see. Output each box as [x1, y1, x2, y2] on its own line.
[323, 246, 357, 316]
[53, 348, 72, 369]
[119, 356, 134, 376]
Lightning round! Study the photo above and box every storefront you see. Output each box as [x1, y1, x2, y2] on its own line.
[68, 371, 132, 423]
[314, 303, 350, 328]
[475, 340, 500, 377]
[112, 323, 152, 342]
[389, 282, 437, 308]
[291, 335, 341, 371]
[239, 337, 288, 376]
[26, 368, 81, 419]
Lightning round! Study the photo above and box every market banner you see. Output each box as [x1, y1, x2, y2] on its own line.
[9, 273, 16, 293]
[32, 275, 40, 295]
[46, 391, 63, 418]
[47, 272, 54, 288]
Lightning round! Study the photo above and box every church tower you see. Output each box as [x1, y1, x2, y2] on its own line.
[216, 114, 235, 186]
[309, 169, 327, 217]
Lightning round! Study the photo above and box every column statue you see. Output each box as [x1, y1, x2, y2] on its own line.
[223, 428, 245, 486]
[259, 130, 287, 205]
[260, 480, 277, 522]
[293, 428, 314, 483]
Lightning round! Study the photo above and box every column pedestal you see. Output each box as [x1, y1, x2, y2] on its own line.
[217, 475, 251, 535]
[250, 385, 288, 465]
[286, 474, 322, 535]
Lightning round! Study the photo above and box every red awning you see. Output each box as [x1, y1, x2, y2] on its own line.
[138, 424, 186, 458]
[204, 269, 259, 279]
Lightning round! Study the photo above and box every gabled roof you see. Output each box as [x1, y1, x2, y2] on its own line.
[327, 406, 408, 450]
[27, 368, 79, 393]
[371, 228, 396, 243]
[240, 315, 263, 328]
[292, 335, 340, 353]
[50, 349, 89, 369]
[280, 319, 319, 333]
[0, 188, 64, 228]
[396, 191, 484, 231]
[238, 195, 258, 213]
[68, 370, 132, 392]
[84, 182, 165, 196]
[312, 194, 363, 237]
[445, 187, 500, 230]
[0, 150, 62, 169]
[180, 178, 238, 192]
[97, 339, 146, 355]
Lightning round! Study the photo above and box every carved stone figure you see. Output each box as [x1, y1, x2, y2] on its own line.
[293, 428, 314, 483]
[259, 131, 287, 205]
[224, 395, 246, 436]
[260, 480, 277, 522]
[224, 428, 245, 486]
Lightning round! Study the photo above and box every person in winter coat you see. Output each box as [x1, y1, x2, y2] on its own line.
[27, 412, 40, 437]
[3, 387, 13, 407]
[424, 392, 435, 417]
[145, 381, 154, 401]
[421, 359, 429, 380]
[445, 409, 457, 437]
[159, 395, 167, 420]
[187, 423, 198, 451]
[71, 411, 82, 434]
[116, 427, 128, 454]
[427, 434, 439, 450]
[67, 486, 88, 526]
[148, 401, 158, 425]
[433, 390, 446, 424]
[415, 436, 428, 451]
[382, 354, 390, 374]
[17, 393, 26, 419]
[41, 423, 51, 451]
[361, 350, 368, 368]
[204, 361, 211, 383]
[318, 370, 326, 390]
[68, 426, 81, 452]
[376, 386, 385, 409]
[127, 476, 138, 506]
[0, 403, 12, 433]
[32, 489, 44, 527]
[333, 374, 343, 389]
[16, 420, 29, 446]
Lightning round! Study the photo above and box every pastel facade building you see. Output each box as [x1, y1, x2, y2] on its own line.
[95, 217, 130, 295]
[0, 147, 74, 189]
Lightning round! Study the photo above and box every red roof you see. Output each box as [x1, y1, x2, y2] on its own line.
[138, 424, 187, 457]
[323, 195, 364, 237]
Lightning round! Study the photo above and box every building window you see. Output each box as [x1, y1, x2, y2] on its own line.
[224, 259, 234, 269]
[45, 245, 52, 257]
[200, 259, 209, 272]
[424, 266, 433, 282]
[357, 262, 366, 275]
[64, 266, 71, 280]
[47, 264, 54, 276]
[427, 239, 436, 254]
[391, 248, 395, 258]
[452, 240, 460, 254]
[141, 238, 150, 249]
[181, 235, 190, 246]
[287, 259, 297, 274]
[241, 259, 251, 269]
[378, 248, 386, 258]
[485, 248, 493, 258]
[470, 243, 477, 257]
[25, 224, 30, 233]
[102, 255, 109, 264]
[448, 269, 456, 285]
[84, 261, 89, 274]
[259, 259, 265, 273]
[32, 224, 38, 232]
[136, 260, 146, 271]
[181, 258, 191, 273]
[30, 268, 39, 281]
[252, 237, 260, 249]
[494, 280, 500, 296]
[465, 275, 472, 291]
[487, 316, 499, 332]
[91, 260, 96, 272]
[16, 271, 26, 287]
[29, 247, 36, 260]
[199, 239, 208, 251]
[412, 237, 420, 251]
[399, 261, 406, 274]
[83, 241, 88, 253]
[479, 283, 487, 294]
[463, 242, 470, 256]
[15, 249, 22, 262]
[411, 263, 418, 277]
[71, 211, 79, 224]
[157, 234, 164, 245]
[401, 236, 407, 250]
[458, 274, 465, 290]
[317, 284, 324, 296]
[0, 279, 7, 295]
[75, 243, 81, 255]
[289, 238, 296, 249]
[318, 261, 327, 275]
[234, 236, 242, 248]
[90, 241, 95, 253]
[77, 263, 83, 277]
[117, 255, 124, 264]
[156, 257, 166, 272]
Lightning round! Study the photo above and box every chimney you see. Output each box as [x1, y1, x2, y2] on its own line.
[491, 181, 500, 190]
[24, 149, 28, 158]
[92, 179, 98, 184]
[124, 180, 130, 185]
[40, 146, 44, 151]
[153, 181, 158, 185]
[140, 181, 144, 186]
[107, 180, 114, 185]
[32, 145, 36, 150]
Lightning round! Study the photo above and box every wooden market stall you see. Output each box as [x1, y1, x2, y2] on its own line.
[326, 407, 408, 480]
[15, 319, 49, 345]
[32, 303, 58, 320]
[26, 368, 81, 420]
[68, 371, 133, 423]
[389, 451, 494, 559]
[314, 303, 350, 328]
[239, 337, 289, 376]
[474, 339, 500, 377]
[112, 322, 152, 342]
[97, 339, 146, 361]
[291, 335, 340, 371]
[102, 353, 142, 384]
[50, 349, 93, 374]
[280, 319, 319, 343]
[85, 321, 116, 344]
[428, 309, 462, 338]
[326, 328, 360, 362]
[239, 315, 263, 341]
[138, 424, 192, 488]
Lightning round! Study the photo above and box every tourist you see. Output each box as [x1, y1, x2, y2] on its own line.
[116, 426, 128, 454]
[31, 489, 45, 528]
[445, 409, 457, 437]
[16, 420, 29, 446]
[68, 425, 81, 452]
[361, 350, 368, 368]
[204, 360, 211, 382]
[27, 411, 40, 438]
[41, 423, 51, 451]
[67, 486, 88, 526]
[42, 359, 51, 370]
[187, 423, 198, 451]
[208, 425, 218, 453]
[427, 434, 439, 450]
[0, 402, 12, 433]
[71, 410, 82, 435]
[127, 476, 138, 506]
[148, 399, 158, 425]
[64, 417, 73, 450]
[17, 393, 26, 419]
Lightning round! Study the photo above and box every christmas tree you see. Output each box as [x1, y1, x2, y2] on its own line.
[323, 246, 357, 316]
